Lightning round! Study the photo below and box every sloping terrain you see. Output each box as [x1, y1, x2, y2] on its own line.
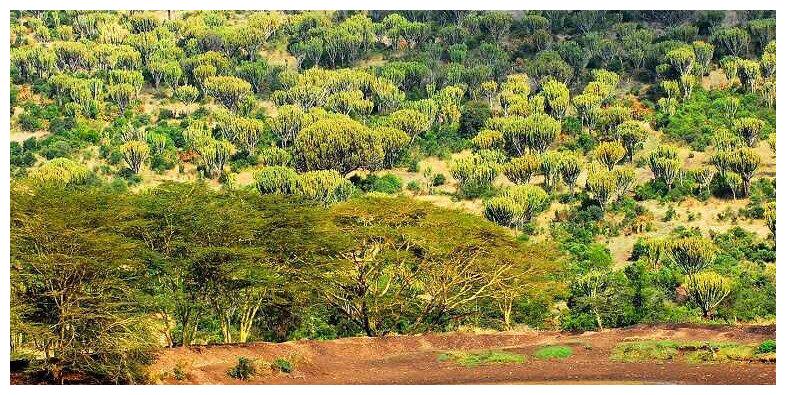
[150, 324, 775, 385]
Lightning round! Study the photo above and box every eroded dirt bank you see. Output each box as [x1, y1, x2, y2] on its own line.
[150, 324, 775, 385]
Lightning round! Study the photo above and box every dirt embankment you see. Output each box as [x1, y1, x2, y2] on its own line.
[150, 324, 775, 385]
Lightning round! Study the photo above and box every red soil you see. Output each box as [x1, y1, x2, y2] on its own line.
[150, 324, 775, 385]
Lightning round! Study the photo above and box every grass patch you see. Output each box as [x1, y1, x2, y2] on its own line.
[437, 350, 526, 367]
[533, 345, 573, 360]
[611, 340, 768, 364]
[610, 340, 680, 362]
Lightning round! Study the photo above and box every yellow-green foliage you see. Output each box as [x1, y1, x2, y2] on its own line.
[484, 184, 549, 228]
[294, 115, 384, 175]
[450, 153, 500, 191]
[385, 108, 430, 140]
[559, 152, 582, 195]
[296, 170, 354, 204]
[586, 166, 619, 211]
[203, 75, 252, 110]
[668, 236, 716, 276]
[593, 141, 626, 171]
[373, 126, 409, 168]
[616, 120, 647, 162]
[31, 158, 91, 185]
[472, 129, 505, 151]
[257, 146, 293, 167]
[437, 350, 526, 367]
[121, 140, 150, 173]
[684, 271, 732, 318]
[503, 153, 540, 184]
[255, 166, 298, 195]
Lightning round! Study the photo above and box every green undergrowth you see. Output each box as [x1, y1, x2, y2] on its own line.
[437, 350, 526, 367]
[533, 345, 574, 360]
[611, 339, 776, 364]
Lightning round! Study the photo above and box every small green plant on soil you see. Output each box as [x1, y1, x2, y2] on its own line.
[757, 339, 776, 354]
[227, 357, 256, 380]
[172, 361, 187, 381]
[437, 350, 526, 367]
[272, 358, 294, 373]
[533, 345, 573, 360]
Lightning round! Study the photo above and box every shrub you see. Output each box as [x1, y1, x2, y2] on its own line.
[272, 358, 293, 373]
[227, 357, 256, 380]
[432, 173, 446, 187]
[757, 340, 775, 354]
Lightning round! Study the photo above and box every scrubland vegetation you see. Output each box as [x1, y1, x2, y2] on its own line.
[9, 10, 776, 383]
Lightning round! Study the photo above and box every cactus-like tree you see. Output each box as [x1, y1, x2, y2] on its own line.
[685, 272, 731, 319]
[594, 141, 626, 171]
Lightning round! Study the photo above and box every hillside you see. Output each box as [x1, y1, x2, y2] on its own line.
[9, 10, 776, 384]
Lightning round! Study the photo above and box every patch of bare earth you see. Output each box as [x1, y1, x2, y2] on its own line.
[149, 324, 775, 385]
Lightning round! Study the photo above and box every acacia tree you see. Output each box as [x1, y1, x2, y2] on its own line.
[11, 187, 156, 383]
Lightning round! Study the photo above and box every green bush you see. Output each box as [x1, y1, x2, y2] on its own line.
[272, 358, 293, 373]
[657, 88, 775, 151]
[227, 357, 256, 380]
[757, 339, 775, 354]
[432, 173, 446, 186]
[351, 173, 403, 194]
